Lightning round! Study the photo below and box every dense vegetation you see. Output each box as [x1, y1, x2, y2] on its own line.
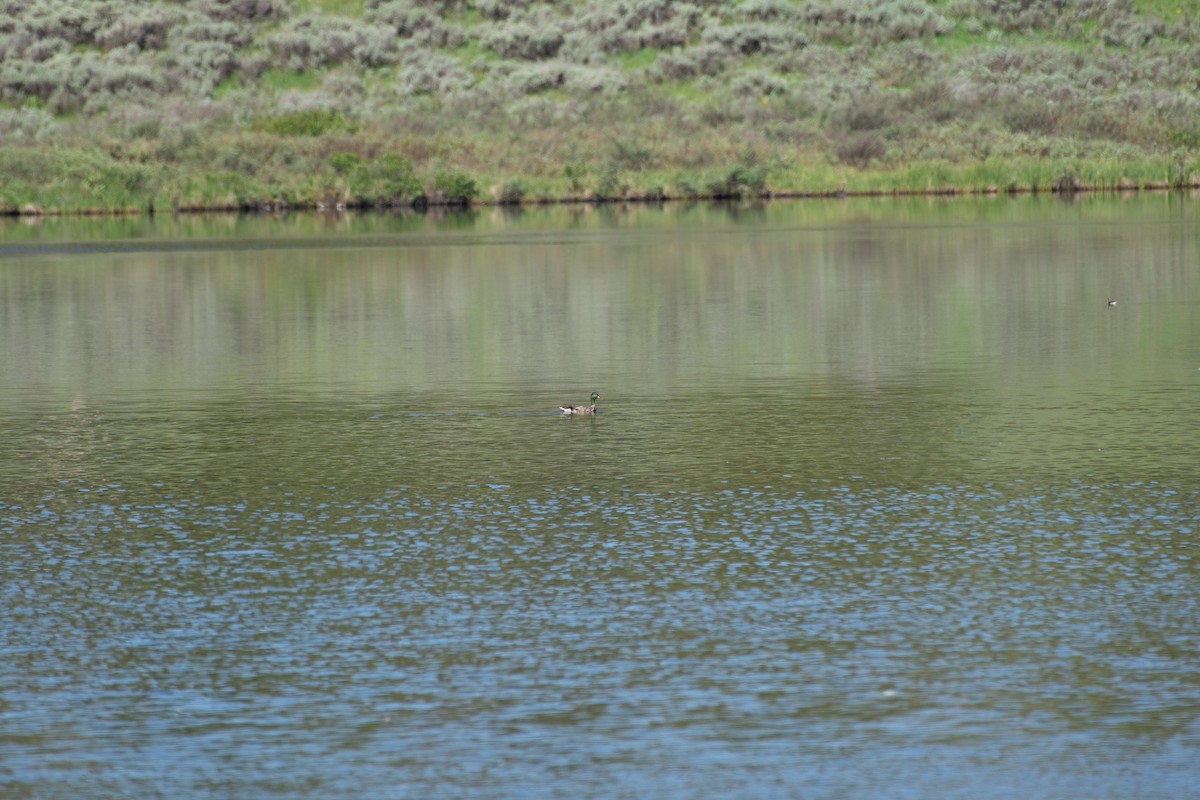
[1, 0, 1198, 213]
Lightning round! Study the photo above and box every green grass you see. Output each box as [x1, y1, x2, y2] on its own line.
[211, 74, 242, 100]
[254, 109, 357, 136]
[613, 48, 660, 71]
[0, 147, 161, 213]
[1134, 0, 1191, 21]
[259, 69, 323, 93]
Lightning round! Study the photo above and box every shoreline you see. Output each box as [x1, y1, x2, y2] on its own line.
[6, 179, 1200, 219]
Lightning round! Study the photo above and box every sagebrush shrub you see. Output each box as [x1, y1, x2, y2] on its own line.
[169, 39, 240, 93]
[395, 49, 474, 95]
[369, 0, 465, 47]
[650, 42, 727, 79]
[197, 0, 288, 23]
[96, 8, 173, 51]
[266, 15, 378, 70]
[835, 131, 887, 166]
[0, 106, 58, 140]
[482, 20, 565, 59]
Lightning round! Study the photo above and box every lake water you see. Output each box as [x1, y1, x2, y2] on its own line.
[1, 196, 1198, 799]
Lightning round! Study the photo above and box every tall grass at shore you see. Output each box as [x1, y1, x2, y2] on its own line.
[3, 140, 1193, 216]
[0, 148, 162, 214]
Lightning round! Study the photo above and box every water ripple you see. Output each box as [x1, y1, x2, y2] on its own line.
[2, 479, 1197, 798]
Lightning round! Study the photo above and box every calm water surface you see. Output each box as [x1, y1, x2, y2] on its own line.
[1, 197, 1198, 799]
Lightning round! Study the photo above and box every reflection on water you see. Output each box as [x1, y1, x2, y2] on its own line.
[1, 196, 1199, 799]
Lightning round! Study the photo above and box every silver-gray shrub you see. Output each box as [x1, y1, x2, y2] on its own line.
[496, 61, 628, 96]
[12, 36, 72, 63]
[167, 38, 241, 94]
[0, 106, 59, 141]
[368, 0, 465, 48]
[95, 6, 175, 50]
[473, 0, 537, 22]
[729, 68, 788, 98]
[195, 0, 288, 23]
[566, 63, 628, 95]
[481, 19, 565, 60]
[569, 0, 702, 53]
[13, 50, 162, 112]
[4, 0, 109, 46]
[163, 15, 249, 92]
[266, 15, 380, 69]
[797, 0, 952, 44]
[0, 59, 57, 103]
[493, 62, 567, 94]
[702, 19, 808, 56]
[350, 28, 401, 68]
[649, 42, 727, 80]
[737, 0, 803, 23]
[171, 17, 254, 49]
[394, 47, 475, 95]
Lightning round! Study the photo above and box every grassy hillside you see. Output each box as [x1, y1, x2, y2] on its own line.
[1, 0, 1198, 213]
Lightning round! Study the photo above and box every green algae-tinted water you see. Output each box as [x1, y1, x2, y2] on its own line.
[2, 195, 1198, 798]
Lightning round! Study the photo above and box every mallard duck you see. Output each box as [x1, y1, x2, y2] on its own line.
[560, 392, 600, 415]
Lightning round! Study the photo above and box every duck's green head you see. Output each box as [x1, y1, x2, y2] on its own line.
[590, 392, 600, 404]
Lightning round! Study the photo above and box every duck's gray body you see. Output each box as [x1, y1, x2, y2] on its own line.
[560, 392, 600, 415]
